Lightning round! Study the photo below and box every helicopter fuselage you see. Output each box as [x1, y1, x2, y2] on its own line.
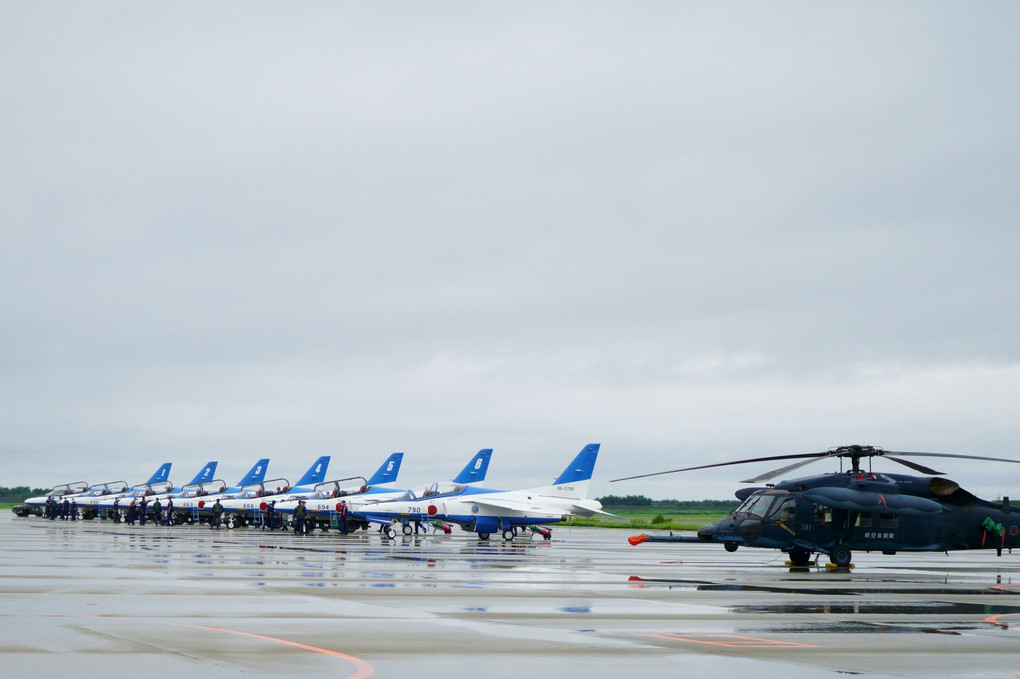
[694, 472, 1019, 566]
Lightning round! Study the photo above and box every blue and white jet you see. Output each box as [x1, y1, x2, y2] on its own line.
[65, 463, 174, 516]
[170, 458, 270, 516]
[95, 462, 218, 519]
[362, 444, 611, 540]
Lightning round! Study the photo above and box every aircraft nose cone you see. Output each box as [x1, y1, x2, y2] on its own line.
[738, 518, 762, 543]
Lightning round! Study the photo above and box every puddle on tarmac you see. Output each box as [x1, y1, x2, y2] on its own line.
[733, 601, 1020, 616]
[747, 621, 976, 635]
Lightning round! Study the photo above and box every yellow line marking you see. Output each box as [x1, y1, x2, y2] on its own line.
[648, 632, 818, 648]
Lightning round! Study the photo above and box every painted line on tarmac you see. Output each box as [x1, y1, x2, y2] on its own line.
[10, 611, 374, 679]
[985, 612, 1020, 629]
[647, 632, 818, 649]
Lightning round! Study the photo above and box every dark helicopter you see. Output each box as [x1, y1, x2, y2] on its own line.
[614, 444, 1020, 567]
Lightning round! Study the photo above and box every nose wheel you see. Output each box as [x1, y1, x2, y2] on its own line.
[829, 546, 852, 568]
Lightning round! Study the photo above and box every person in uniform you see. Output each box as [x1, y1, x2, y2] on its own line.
[338, 500, 349, 534]
[139, 497, 149, 526]
[294, 499, 308, 535]
[210, 498, 223, 529]
[151, 497, 162, 525]
[265, 500, 276, 530]
[165, 497, 175, 526]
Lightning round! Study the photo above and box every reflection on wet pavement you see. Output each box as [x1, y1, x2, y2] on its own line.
[3, 514, 1020, 679]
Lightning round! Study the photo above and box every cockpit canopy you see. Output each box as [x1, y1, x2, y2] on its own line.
[734, 490, 796, 519]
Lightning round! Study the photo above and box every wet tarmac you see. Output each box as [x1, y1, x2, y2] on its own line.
[2, 513, 1020, 678]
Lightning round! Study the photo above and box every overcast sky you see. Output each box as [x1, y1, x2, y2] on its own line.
[2, 4, 1019, 501]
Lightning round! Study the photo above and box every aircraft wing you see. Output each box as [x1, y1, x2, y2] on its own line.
[466, 496, 621, 519]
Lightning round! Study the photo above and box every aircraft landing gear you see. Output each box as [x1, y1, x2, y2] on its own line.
[385, 526, 397, 539]
[402, 523, 413, 536]
[724, 541, 739, 552]
[830, 546, 852, 568]
[501, 528, 515, 541]
[477, 532, 490, 541]
[788, 547, 812, 567]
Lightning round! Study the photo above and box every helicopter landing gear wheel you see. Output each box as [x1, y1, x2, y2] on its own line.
[724, 541, 739, 552]
[789, 548, 812, 566]
[402, 523, 413, 536]
[502, 529, 514, 541]
[830, 546, 852, 568]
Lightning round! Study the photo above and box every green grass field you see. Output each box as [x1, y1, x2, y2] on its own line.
[566, 507, 729, 532]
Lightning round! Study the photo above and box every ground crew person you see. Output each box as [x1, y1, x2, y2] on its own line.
[294, 499, 308, 535]
[338, 500, 349, 534]
[166, 497, 175, 526]
[210, 499, 223, 529]
[264, 500, 276, 530]
[152, 497, 162, 525]
[139, 497, 149, 526]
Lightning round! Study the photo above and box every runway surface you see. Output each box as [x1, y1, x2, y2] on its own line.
[2, 512, 1020, 678]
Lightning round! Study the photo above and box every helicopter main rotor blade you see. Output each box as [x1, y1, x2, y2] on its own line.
[740, 457, 825, 483]
[611, 446, 1020, 484]
[610, 452, 827, 483]
[884, 451, 1020, 465]
[882, 455, 944, 475]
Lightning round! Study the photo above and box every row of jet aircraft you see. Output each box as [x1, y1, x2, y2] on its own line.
[12, 444, 613, 540]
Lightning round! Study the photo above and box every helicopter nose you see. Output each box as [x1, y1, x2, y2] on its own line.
[696, 526, 714, 541]
[738, 518, 762, 543]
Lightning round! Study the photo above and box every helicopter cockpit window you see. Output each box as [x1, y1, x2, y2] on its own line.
[736, 492, 788, 518]
[813, 504, 833, 525]
[769, 497, 797, 521]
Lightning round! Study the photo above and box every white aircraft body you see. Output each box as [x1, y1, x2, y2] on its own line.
[64, 463, 173, 515]
[215, 455, 334, 516]
[94, 462, 218, 519]
[360, 444, 613, 540]
[236, 452, 405, 528]
[167, 458, 270, 518]
[14, 481, 96, 517]
[274, 449, 492, 531]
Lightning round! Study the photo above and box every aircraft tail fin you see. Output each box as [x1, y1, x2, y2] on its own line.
[553, 443, 601, 485]
[367, 453, 403, 486]
[188, 462, 218, 486]
[528, 443, 601, 499]
[294, 456, 330, 487]
[452, 449, 492, 485]
[146, 463, 173, 485]
[237, 459, 270, 486]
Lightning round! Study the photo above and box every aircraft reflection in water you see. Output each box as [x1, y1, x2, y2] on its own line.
[617, 444, 1020, 567]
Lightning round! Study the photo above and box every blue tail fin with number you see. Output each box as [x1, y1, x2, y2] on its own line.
[452, 449, 492, 485]
[367, 453, 403, 486]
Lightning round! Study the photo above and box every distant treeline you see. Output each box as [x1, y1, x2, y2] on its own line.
[0, 486, 48, 503]
[597, 494, 739, 511]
